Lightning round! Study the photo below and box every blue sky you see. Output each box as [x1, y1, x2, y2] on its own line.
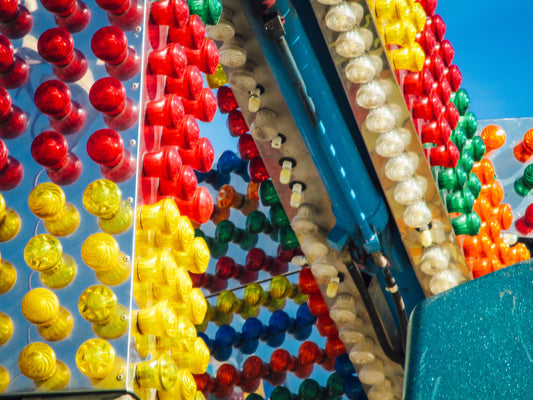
[437, 1, 533, 119]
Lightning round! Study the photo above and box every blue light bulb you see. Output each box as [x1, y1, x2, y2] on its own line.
[217, 150, 250, 181]
[335, 353, 356, 377]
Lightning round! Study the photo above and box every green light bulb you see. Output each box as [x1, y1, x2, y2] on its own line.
[187, 0, 222, 25]
[260, 180, 280, 207]
[215, 220, 258, 250]
[446, 188, 475, 213]
[466, 173, 482, 198]
[271, 387, 294, 400]
[280, 226, 299, 250]
[299, 379, 323, 400]
[462, 136, 486, 162]
[457, 112, 478, 139]
[270, 203, 289, 230]
[450, 89, 470, 115]
[246, 210, 273, 234]
[326, 373, 344, 398]
[450, 127, 467, 151]
[438, 164, 467, 191]
[247, 394, 264, 400]
[458, 151, 474, 174]
[514, 164, 533, 197]
[451, 212, 481, 235]
[195, 229, 228, 259]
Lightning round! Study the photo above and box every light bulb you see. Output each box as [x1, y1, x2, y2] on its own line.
[335, 30, 365, 58]
[250, 108, 278, 141]
[339, 326, 365, 346]
[325, 3, 358, 32]
[374, 128, 411, 157]
[219, 35, 247, 68]
[429, 265, 466, 294]
[205, 8, 235, 41]
[403, 200, 432, 229]
[360, 27, 374, 49]
[315, 0, 342, 4]
[330, 294, 357, 324]
[300, 234, 329, 264]
[365, 105, 396, 133]
[419, 245, 450, 275]
[384, 152, 418, 181]
[349, 337, 376, 365]
[348, 2, 364, 24]
[279, 159, 293, 184]
[393, 175, 427, 205]
[358, 359, 385, 386]
[228, 62, 256, 92]
[271, 135, 282, 149]
[311, 253, 339, 280]
[291, 204, 319, 236]
[326, 277, 340, 298]
[356, 80, 386, 109]
[345, 55, 381, 84]
[248, 87, 261, 112]
[290, 182, 303, 208]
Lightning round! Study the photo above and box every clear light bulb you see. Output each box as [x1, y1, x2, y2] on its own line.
[335, 30, 366, 58]
[384, 152, 419, 181]
[365, 105, 396, 133]
[311, 253, 340, 280]
[358, 359, 385, 386]
[290, 183, 303, 208]
[339, 326, 366, 346]
[393, 175, 427, 205]
[375, 128, 411, 157]
[205, 8, 235, 41]
[367, 378, 394, 400]
[279, 159, 293, 184]
[345, 55, 378, 84]
[219, 35, 247, 68]
[502, 233, 518, 246]
[250, 108, 278, 141]
[377, 78, 394, 99]
[403, 200, 432, 229]
[248, 87, 261, 113]
[349, 337, 376, 365]
[291, 255, 307, 266]
[356, 80, 386, 109]
[419, 245, 450, 275]
[348, 2, 364, 25]
[429, 265, 466, 295]
[330, 293, 357, 323]
[300, 234, 329, 264]
[291, 204, 319, 236]
[325, 3, 358, 32]
[228, 62, 256, 92]
[360, 27, 374, 50]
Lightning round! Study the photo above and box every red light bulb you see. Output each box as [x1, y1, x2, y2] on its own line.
[86, 128, 136, 182]
[325, 335, 345, 358]
[298, 267, 319, 295]
[0, 3, 32, 39]
[443, 64, 462, 92]
[158, 164, 198, 200]
[215, 256, 239, 280]
[298, 341, 323, 365]
[427, 140, 459, 168]
[403, 69, 435, 97]
[411, 92, 444, 121]
[227, 109, 249, 137]
[168, 14, 206, 50]
[270, 349, 295, 373]
[31, 131, 81, 185]
[307, 292, 328, 316]
[515, 203, 533, 235]
[91, 26, 141, 80]
[429, 14, 446, 41]
[249, 156, 269, 183]
[174, 186, 213, 224]
[194, 373, 213, 394]
[316, 313, 338, 338]
[142, 146, 182, 179]
[277, 245, 302, 262]
[38, 28, 88, 82]
[183, 38, 219, 74]
[434, 75, 452, 104]
[40, 0, 90, 33]
[238, 134, 259, 161]
[245, 248, 288, 275]
[424, 51, 446, 81]
[96, 0, 143, 31]
[215, 363, 240, 387]
[0, 35, 29, 88]
[217, 86, 238, 114]
[150, 0, 189, 28]
[180, 88, 217, 122]
[145, 94, 185, 129]
[89, 77, 138, 131]
[442, 101, 460, 130]
[420, 115, 451, 145]
[417, 0, 437, 16]
[34, 79, 85, 135]
[160, 114, 200, 149]
[165, 65, 204, 100]
[242, 356, 265, 381]
[438, 39, 454, 67]
[415, 23, 437, 55]
[0, 139, 22, 190]
[177, 136, 214, 173]
[148, 43, 187, 78]
[0, 86, 27, 139]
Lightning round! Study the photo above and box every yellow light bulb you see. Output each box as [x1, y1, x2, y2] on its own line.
[152, 266, 193, 303]
[0, 365, 8, 392]
[0, 312, 13, 345]
[171, 336, 210, 374]
[0, 194, 20, 242]
[206, 63, 228, 89]
[375, 0, 409, 21]
[136, 301, 178, 337]
[24, 234, 76, 289]
[83, 179, 133, 234]
[157, 369, 197, 400]
[406, 2, 427, 31]
[384, 20, 417, 46]
[36, 361, 70, 391]
[76, 338, 116, 379]
[93, 304, 128, 340]
[18, 342, 57, 381]
[154, 215, 195, 253]
[139, 198, 181, 234]
[0, 259, 16, 294]
[391, 43, 425, 71]
[81, 233, 131, 286]
[21, 288, 73, 341]
[171, 287, 207, 325]
[136, 249, 178, 285]
[172, 237, 210, 274]
[28, 183, 80, 237]
[91, 357, 127, 389]
[135, 353, 178, 391]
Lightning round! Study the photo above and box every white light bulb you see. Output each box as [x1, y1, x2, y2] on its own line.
[330, 294, 357, 323]
[368, 379, 394, 400]
[345, 55, 378, 84]
[420, 245, 450, 275]
[403, 200, 432, 229]
[300, 234, 329, 264]
[290, 183, 303, 208]
[325, 3, 358, 32]
[291, 255, 307, 266]
[375, 129, 410, 157]
[429, 265, 466, 295]
[389, 102, 407, 125]
[349, 337, 376, 365]
[250, 108, 278, 141]
[205, 8, 235, 41]
[291, 204, 319, 236]
[219, 36, 247, 68]
[271, 135, 282, 149]
[384, 152, 419, 181]
[348, 2, 364, 24]
[326, 277, 340, 298]
[248, 87, 261, 113]
[335, 30, 366, 58]
[228, 63, 256, 92]
[311, 253, 340, 280]
[360, 27, 374, 49]
[356, 80, 386, 109]
[359, 359, 385, 386]
[393, 175, 427, 205]
[279, 160, 293, 184]
[339, 327, 366, 346]
[365, 105, 396, 133]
